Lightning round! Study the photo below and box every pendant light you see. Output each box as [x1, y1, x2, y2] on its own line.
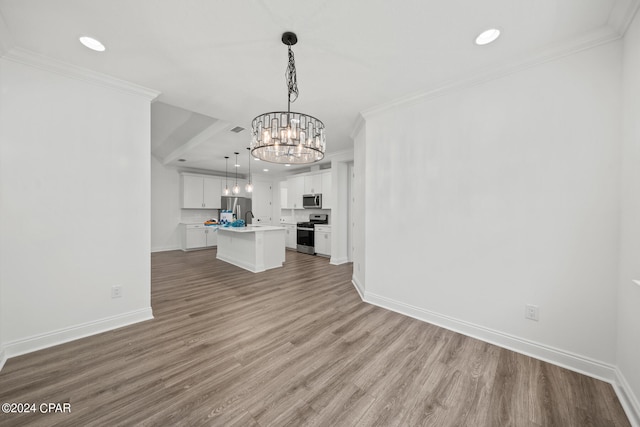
[223, 156, 230, 196]
[250, 32, 325, 164]
[245, 147, 253, 193]
[232, 152, 240, 195]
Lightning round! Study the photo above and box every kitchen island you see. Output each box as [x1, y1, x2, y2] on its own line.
[216, 225, 286, 273]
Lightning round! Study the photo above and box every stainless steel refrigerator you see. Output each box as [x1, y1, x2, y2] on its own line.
[220, 196, 252, 224]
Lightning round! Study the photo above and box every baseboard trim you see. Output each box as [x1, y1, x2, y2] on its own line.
[216, 253, 265, 273]
[351, 276, 365, 300]
[614, 368, 640, 427]
[364, 291, 617, 383]
[330, 256, 350, 265]
[151, 246, 181, 253]
[3, 308, 154, 361]
[0, 348, 6, 371]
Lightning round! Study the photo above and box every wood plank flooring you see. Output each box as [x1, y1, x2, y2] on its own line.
[0, 249, 631, 426]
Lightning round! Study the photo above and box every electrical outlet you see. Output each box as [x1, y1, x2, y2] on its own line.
[525, 304, 539, 321]
[111, 285, 123, 299]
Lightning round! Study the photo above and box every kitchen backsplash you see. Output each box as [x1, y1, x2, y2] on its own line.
[280, 208, 331, 224]
[181, 209, 219, 224]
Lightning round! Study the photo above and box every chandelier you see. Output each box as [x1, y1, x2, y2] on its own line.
[250, 32, 326, 164]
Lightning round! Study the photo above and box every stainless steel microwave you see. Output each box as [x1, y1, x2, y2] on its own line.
[302, 194, 322, 209]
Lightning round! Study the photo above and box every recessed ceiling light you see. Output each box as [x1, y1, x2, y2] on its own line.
[79, 36, 106, 52]
[475, 28, 500, 46]
[263, 169, 269, 172]
[254, 158, 260, 161]
[234, 164, 240, 167]
[285, 164, 291, 167]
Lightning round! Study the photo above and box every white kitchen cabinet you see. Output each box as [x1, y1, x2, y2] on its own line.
[182, 224, 217, 250]
[181, 173, 222, 209]
[314, 225, 331, 256]
[284, 224, 297, 249]
[304, 174, 322, 194]
[280, 181, 288, 209]
[203, 177, 221, 207]
[321, 171, 332, 209]
[287, 175, 305, 209]
[205, 227, 217, 247]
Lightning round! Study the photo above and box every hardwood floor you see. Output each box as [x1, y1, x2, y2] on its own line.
[0, 249, 631, 426]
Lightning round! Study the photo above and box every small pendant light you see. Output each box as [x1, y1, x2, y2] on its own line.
[232, 152, 240, 195]
[223, 156, 230, 196]
[245, 147, 253, 193]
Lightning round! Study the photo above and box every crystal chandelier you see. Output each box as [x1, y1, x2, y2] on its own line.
[250, 32, 326, 164]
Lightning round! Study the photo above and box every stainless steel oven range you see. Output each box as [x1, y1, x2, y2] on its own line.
[296, 214, 329, 255]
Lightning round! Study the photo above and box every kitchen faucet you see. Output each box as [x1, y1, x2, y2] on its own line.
[245, 210, 254, 226]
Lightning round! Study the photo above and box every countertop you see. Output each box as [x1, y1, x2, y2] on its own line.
[217, 225, 285, 233]
[279, 222, 331, 227]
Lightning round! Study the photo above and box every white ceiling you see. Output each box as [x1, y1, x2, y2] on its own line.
[1, 0, 637, 176]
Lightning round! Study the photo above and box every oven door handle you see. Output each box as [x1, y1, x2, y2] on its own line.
[297, 227, 314, 231]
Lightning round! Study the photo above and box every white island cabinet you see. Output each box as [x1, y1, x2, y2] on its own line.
[216, 226, 285, 273]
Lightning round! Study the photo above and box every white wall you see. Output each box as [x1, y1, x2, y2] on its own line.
[360, 41, 622, 370]
[0, 54, 156, 356]
[352, 121, 366, 295]
[329, 155, 352, 266]
[151, 156, 181, 252]
[618, 9, 640, 422]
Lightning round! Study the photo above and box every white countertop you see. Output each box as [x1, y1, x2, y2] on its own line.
[217, 225, 285, 233]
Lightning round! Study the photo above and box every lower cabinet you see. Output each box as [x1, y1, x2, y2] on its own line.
[314, 226, 331, 256]
[284, 224, 297, 249]
[181, 224, 217, 251]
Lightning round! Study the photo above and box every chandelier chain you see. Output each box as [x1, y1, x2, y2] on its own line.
[286, 45, 299, 107]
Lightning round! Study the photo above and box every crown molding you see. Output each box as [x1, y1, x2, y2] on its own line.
[1, 47, 160, 101]
[161, 119, 230, 165]
[349, 113, 365, 140]
[361, 25, 621, 120]
[325, 148, 354, 162]
[608, 0, 640, 36]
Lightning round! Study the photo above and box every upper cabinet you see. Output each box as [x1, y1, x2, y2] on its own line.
[281, 170, 332, 210]
[280, 181, 288, 209]
[203, 176, 221, 207]
[304, 174, 322, 194]
[181, 173, 222, 209]
[287, 175, 305, 209]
